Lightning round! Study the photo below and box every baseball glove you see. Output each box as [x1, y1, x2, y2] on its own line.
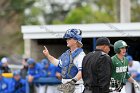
[57, 80, 76, 93]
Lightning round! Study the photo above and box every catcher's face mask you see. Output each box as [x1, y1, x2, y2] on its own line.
[63, 29, 83, 47]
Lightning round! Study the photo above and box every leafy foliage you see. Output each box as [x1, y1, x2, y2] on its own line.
[64, 5, 115, 24]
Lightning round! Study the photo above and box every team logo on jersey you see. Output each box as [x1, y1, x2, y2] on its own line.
[2, 83, 7, 89]
[116, 66, 127, 73]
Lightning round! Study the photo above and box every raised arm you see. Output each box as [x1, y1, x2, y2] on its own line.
[43, 46, 59, 66]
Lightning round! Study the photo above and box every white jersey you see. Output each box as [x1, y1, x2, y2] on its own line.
[128, 61, 140, 74]
[126, 61, 140, 93]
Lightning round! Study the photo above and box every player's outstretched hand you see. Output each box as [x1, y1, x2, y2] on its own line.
[43, 46, 49, 57]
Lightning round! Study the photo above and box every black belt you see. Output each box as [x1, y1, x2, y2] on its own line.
[85, 86, 104, 93]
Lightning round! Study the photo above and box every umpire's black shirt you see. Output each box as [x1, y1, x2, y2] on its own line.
[82, 49, 112, 93]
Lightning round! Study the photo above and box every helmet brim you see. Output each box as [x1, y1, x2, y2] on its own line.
[110, 44, 114, 47]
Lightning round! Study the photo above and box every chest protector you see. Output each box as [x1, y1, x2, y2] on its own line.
[59, 48, 83, 79]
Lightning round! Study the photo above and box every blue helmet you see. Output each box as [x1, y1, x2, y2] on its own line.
[41, 59, 49, 65]
[13, 70, 21, 76]
[126, 55, 133, 63]
[27, 58, 35, 65]
[63, 29, 83, 46]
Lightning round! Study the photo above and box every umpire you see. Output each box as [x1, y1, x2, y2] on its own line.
[82, 37, 112, 93]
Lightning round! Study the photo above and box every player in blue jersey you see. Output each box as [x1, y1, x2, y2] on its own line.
[43, 29, 85, 93]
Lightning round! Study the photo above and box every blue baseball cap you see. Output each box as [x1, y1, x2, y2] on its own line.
[27, 58, 35, 65]
[41, 59, 49, 65]
[126, 55, 133, 63]
[63, 29, 83, 46]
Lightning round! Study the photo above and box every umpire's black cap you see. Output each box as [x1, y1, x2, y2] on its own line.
[96, 37, 113, 47]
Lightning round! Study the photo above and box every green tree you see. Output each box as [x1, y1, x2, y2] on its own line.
[131, 0, 140, 22]
[64, 5, 115, 24]
[0, 0, 35, 57]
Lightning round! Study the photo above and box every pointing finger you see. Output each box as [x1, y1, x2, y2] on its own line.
[44, 46, 47, 50]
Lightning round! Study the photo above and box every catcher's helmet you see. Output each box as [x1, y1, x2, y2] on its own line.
[63, 29, 82, 46]
[114, 40, 127, 53]
[27, 58, 35, 65]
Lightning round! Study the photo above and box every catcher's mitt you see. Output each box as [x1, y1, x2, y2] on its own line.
[57, 80, 76, 93]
